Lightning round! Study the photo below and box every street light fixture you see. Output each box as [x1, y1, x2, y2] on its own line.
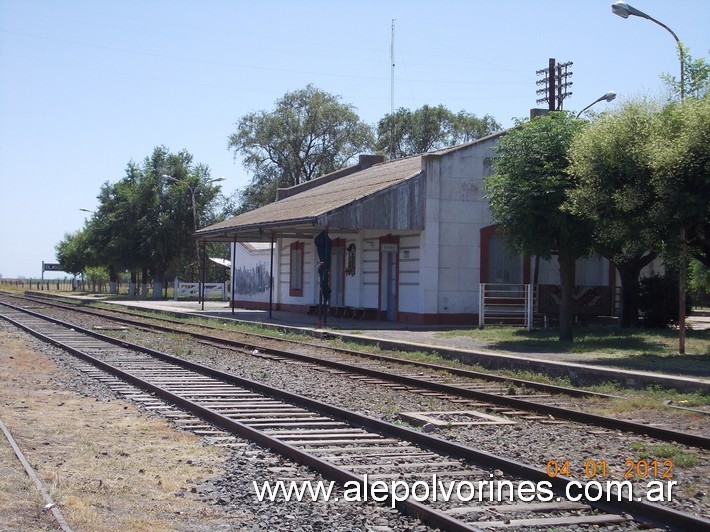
[162, 174, 225, 235]
[611, 1, 684, 100]
[611, 1, 688, 353]
[576, 91, 616, 118]
[162, 175, 225, 307]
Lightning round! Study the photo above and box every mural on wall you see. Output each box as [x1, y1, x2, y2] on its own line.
[235, 262, 270, 295]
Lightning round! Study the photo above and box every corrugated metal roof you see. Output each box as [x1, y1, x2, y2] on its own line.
[197, 155, 423, 239]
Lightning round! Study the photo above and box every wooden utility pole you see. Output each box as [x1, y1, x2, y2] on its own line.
[536, 58, 573, 110]
[548, 58, 556, 111]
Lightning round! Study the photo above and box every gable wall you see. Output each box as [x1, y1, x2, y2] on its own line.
[419, 140, 499, 317]
[319, 174, 425, 231]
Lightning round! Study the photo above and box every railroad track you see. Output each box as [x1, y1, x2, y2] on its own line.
[1, 301, 708, 531]
[5, 293, 709, 449]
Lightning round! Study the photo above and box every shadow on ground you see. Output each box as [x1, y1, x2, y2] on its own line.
[487, 335, 664, 354]
[481, 327, 710, 377]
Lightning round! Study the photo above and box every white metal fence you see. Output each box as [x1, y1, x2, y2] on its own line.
[173, 279, 228, 301]
[479, 283, 535, 331]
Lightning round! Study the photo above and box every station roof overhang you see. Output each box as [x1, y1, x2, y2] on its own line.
[195, 154, 425, 244]
[195, 217, 353, 243]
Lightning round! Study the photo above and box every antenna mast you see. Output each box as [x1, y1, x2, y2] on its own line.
[390, 19, 396, 159]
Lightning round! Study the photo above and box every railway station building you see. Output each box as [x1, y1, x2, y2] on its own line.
[196, 133, 620, 325]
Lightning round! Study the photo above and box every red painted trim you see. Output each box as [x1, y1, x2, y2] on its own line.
[229, 300, 479, 325]
[289, 241, 304, 297]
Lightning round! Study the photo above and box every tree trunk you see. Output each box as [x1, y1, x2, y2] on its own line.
[109, 265, 118, 295]
[611, 252, 657, 327]
[129, 270, 137, 297]
[558, 250, 576, 342]
[141, 268, 149, 298]
[153, 270, 164, 300]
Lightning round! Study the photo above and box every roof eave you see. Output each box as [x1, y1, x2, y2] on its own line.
[195, 216, 319, 242]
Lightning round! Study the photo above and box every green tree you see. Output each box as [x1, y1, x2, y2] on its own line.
[567, 98, 662, 326]
[83, 266, 110, 293]
[79, 146, 222, 297]
[56, 229, 94, 277]
[651, 94, 710, 268]
[134, 146, 222, 294]
[689, 259, 710, 298]
[660, 45, 710, 100]
[89, 163, 145, 293]
[228, 84, 374, 211]
[376, 104, 500, 158]
[485, 112, 592, 341]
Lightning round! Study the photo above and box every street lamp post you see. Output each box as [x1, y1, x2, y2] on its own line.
[162, 175, 225, 307]
[611, 1, 687, 353]
[611, 1, 684, 100]
[576, 91, 616, 118]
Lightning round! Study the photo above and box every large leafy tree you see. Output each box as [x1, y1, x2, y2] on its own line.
[56, 228, 94, 277]
[485, 112, 592, 341]
[228, 84, 374, 211]
[567, 98, 662, 326]
[73, 146, 222, 297]
[89, 162, 145, 291]
[376, 104, 500, 158]
[133, 146, 221, 292]
[659, 47, 709, 267]
[651, 94, 710, 268]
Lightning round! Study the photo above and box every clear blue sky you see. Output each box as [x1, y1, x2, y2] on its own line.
[1, 0, 708, 278]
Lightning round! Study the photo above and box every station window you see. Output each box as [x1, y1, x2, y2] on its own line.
[289, 242, 304, 297]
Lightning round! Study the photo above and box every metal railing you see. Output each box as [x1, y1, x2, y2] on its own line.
[479, 283, 535, 330]
[173, 279, 228, 301]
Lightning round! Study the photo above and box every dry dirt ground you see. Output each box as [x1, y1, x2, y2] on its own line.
[0, 331, 247, 532]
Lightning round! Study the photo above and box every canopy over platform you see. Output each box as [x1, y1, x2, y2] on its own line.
[195, 154, 426, 243]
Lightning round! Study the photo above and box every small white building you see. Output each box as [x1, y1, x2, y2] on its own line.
[197, 135, 615, 324]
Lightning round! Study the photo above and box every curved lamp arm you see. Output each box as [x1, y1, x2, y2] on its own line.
[576, 91, 616, 118]
[612, 1, 684, 99]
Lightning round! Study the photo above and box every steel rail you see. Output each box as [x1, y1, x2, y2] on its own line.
[9, 295, 708, 450]
[17, 292, 607, 398]
[19, 292, 710, 403]
[1, 302, 708, 531]
[0, 306, 474, 531]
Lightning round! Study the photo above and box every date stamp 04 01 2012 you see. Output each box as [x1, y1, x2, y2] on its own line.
[546, 459, 674, 480]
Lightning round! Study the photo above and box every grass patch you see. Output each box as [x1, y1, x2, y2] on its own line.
[629, 442, 700, 468]
[583, 382, 709, 406]
[435, 325, 710, 375]
[436, 325, 710, 355]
